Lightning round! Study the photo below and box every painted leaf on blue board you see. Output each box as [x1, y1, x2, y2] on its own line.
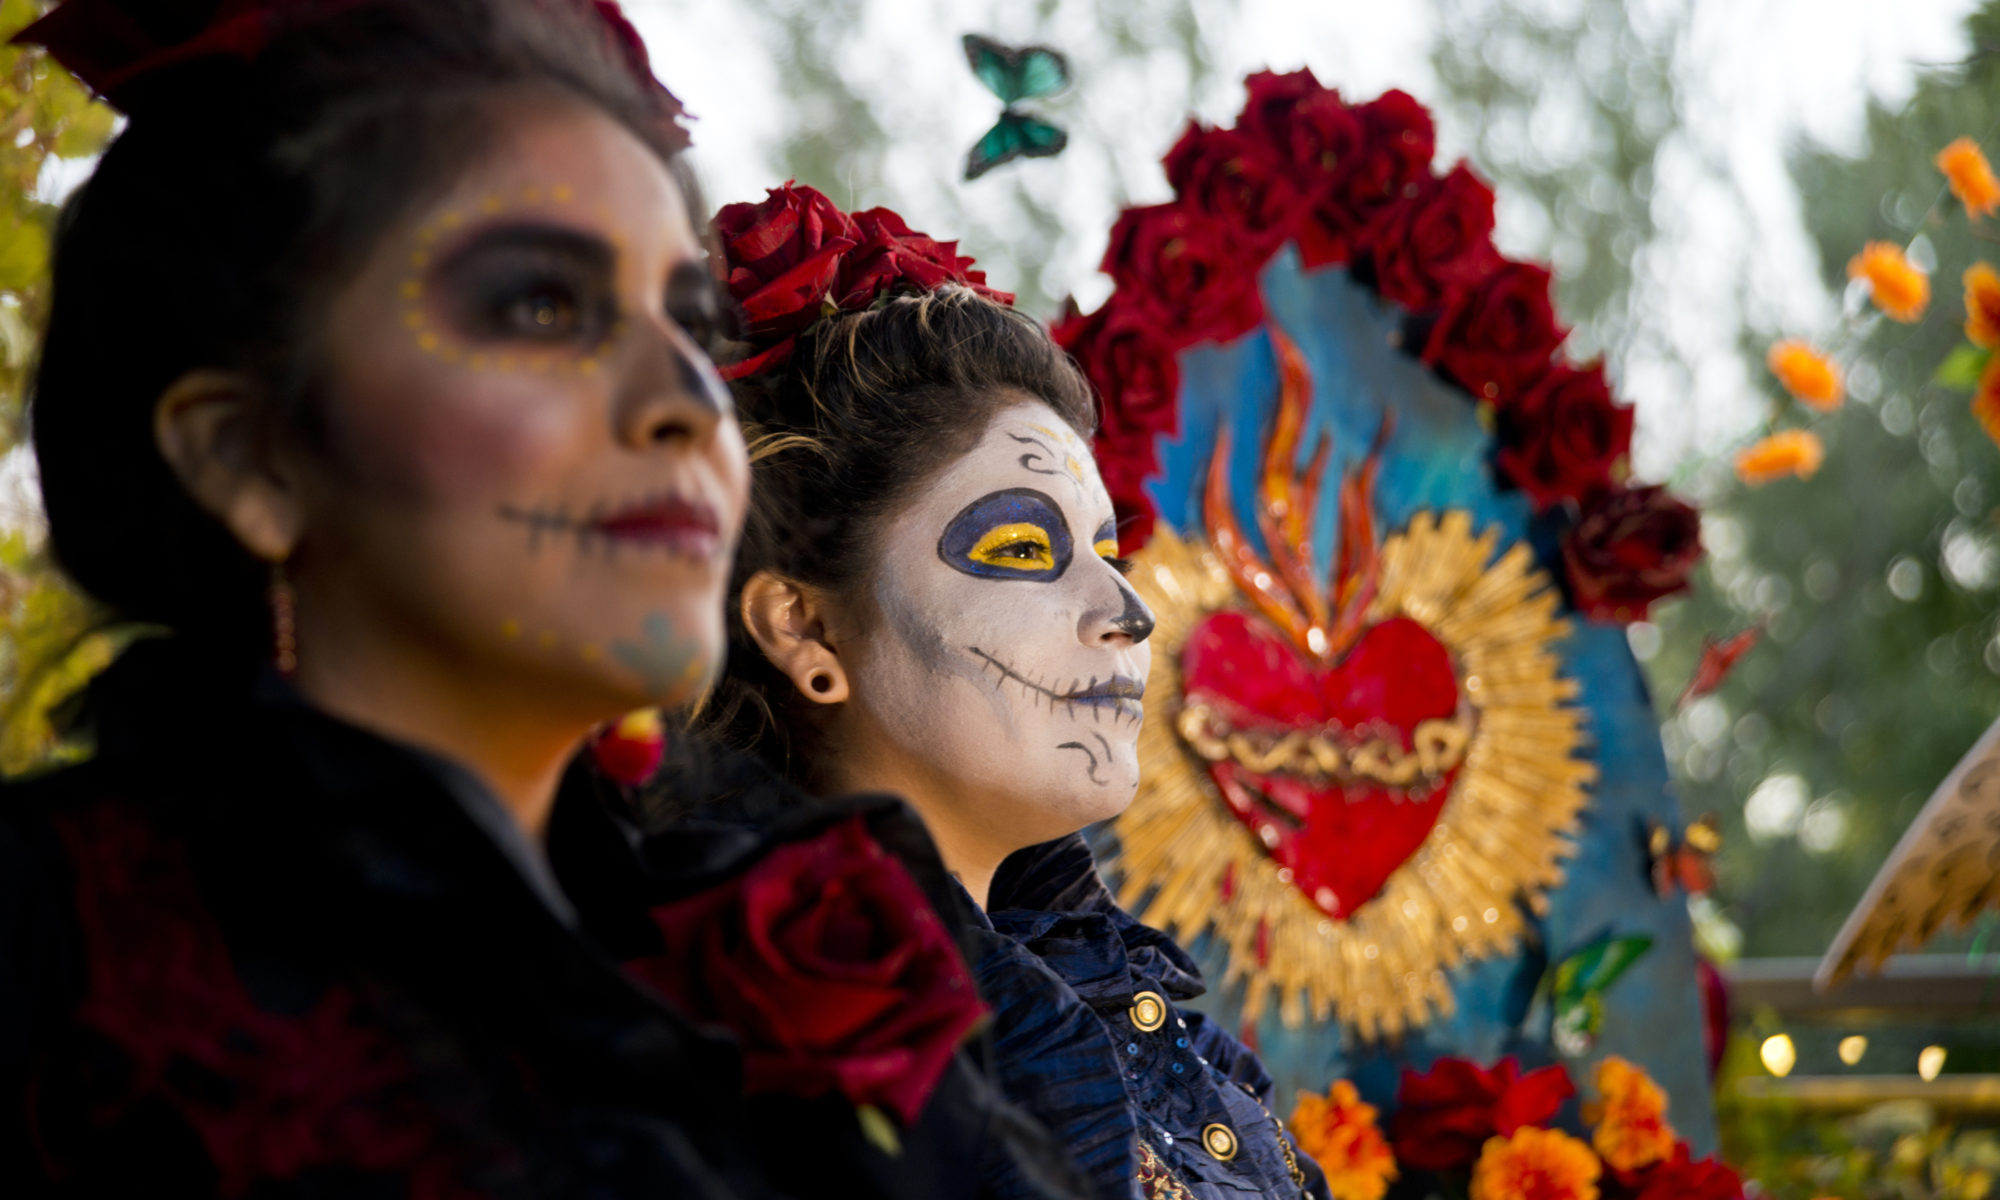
[1549, 933, 1654, 1055]
[962, 33, 1070, 105]
[965, 110, 1068, 181]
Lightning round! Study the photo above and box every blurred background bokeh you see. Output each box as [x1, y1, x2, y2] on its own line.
[10, 0, 2000, 1191]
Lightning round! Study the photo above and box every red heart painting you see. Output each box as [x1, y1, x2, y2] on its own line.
[1179, 607, 1465, 918]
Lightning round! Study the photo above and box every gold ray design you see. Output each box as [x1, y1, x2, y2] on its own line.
[1108, 513, 1595, 1040]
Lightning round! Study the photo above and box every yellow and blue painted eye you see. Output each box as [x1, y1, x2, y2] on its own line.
[939, 488, 1073, 582]
[1092, 519, 1119, 561]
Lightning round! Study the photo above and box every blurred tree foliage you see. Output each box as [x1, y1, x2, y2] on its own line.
[1644, 1, 2000, 958]
[0, 0, 120, 776]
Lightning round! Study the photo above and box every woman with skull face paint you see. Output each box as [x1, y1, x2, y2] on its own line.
[0, 6, 1087, 1199]
[693, 183, 1331, 1200]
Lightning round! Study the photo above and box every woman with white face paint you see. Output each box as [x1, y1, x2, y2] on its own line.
[694, 184, 1330, 1200]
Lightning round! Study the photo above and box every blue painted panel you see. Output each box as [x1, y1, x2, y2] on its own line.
[1115, 248, 1716, 1150]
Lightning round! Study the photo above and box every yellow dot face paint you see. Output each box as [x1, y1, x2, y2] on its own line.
[400, 186, 621, 377]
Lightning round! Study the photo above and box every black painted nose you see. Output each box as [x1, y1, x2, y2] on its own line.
[1109, 584, 1155, 643]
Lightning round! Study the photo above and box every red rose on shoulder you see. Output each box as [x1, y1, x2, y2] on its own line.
[1603, 1142, 1745, 1200]
[1389, 1055, 1575, 1171]
[1494, 363, 1634, 509]
[625, 816, 984, 1126]
[1055, 297, 1183, 440]
[1298, 89, 1436, 268]
[1101, 203, 1264, 345]
[1164, 122, 1301, 254]
[1421, 260, 1566, 404]
[836, 207, 1012, 310]
[1561, 484, 1703, 622]
[1361, 163, 1500, 310]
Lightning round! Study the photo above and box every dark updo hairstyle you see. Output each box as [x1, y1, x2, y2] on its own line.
[698, 286, 1097, 781]
[28, 0, 694, 666]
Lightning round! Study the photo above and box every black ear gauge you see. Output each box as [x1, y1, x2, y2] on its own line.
[809, 672, 834, 695]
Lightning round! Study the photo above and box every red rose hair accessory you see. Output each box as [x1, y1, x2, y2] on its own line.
[14, 0, 691, 150]
[712, 181, 1013, 381]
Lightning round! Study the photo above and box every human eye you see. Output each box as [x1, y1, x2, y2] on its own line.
[970, 523, 1056, 570]
[437, 230, 614, 345]
[664, 261, 734, 352]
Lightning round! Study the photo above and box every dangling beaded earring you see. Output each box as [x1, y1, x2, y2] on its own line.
[269, 561, 297, 679]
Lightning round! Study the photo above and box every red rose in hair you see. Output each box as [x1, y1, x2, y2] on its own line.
[1101, 203, 1263, 345]
[1055, 297, 1183, 440]
[836, 207, 1012, 310]
[712, 183, 859, 376]
[1362, 163, 1500, 310]
[1389, 1055, 1576, 1171]
[1164, 122, 1301, 253]
[1298, 89, 1436, 268]
[1561, 484, 1703, 622]
[1236, 68, 1360, 180]
[1603, 1143, 1746, 1200]
[1494, 363, 1634, 509]
[1421, 260, 1566, 404]
[624, 816, 983, 1126]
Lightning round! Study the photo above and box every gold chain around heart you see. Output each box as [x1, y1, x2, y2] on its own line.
[1108, 511, 1594, 1040]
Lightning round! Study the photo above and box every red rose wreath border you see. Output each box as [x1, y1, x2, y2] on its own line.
[1058, 71, 1705, 1039]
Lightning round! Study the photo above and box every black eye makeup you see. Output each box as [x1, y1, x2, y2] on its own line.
[664, 260, 734, 353]
[938, 488, 1075, 583]
[428, 225, 618, 347]
[1093, 519, 1134, 576]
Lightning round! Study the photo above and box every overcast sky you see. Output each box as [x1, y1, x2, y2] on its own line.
[636, 0, 1980, 479]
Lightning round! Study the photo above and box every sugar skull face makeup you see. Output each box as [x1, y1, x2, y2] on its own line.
[843, 398, 1154, 848]
[295, 95, 747, 721]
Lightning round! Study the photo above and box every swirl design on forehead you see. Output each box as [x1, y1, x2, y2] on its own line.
[938, 488, 1074, 582]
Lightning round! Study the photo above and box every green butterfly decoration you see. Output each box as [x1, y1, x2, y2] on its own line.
[1546, 933, 1654, 1057]
[962, 33, 1070, 181]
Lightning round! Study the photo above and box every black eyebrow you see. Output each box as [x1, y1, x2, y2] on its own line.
[432, 221, 617, 275]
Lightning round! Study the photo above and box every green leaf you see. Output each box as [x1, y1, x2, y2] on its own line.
[52, 103, 114, 160]
[1935, 344, 1992, 391]
[855, 1103, 902, 1158]
[1551, 932, 1654, 1005]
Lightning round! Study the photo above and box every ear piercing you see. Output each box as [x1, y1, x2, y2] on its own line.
[809, 672, 834, 695]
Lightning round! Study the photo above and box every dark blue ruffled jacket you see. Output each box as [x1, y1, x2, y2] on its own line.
[962, 835, 1331, 1200]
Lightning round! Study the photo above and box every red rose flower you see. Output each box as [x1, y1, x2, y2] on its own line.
[1101, 202, 1264, 345]
[1603, 1142, 1745, 1200]
[1164, 121, 1301, 254]
[1298, 89, 1436, 268]
[1560, 484, 1703, 622]
[625, 816, 984, 1126]
[1361, 163, 1501, 311]
[1494, 362, 1634, 510]
[1389, 1055, 1576, 1172]
[1421, 260, 1567, 404]
[712, 183, 860, 376]
[1236, 68, 1361, 180]
[836, 207, 1012, 311]
[1055, 296, 1183, 440]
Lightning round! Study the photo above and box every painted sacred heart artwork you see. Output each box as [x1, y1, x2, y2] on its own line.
[1060, 68, 1717, 1142]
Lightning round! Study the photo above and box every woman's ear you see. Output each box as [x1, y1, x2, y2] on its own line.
[152, 369, 304, 563]
[740, 570, 850, 705]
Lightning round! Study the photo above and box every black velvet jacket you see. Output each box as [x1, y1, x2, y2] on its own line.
[0, 640, 1086, 1199]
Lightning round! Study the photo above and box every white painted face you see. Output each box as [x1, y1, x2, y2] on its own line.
[847, 397, 1156, 850]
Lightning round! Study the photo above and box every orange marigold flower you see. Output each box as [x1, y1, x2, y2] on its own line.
[1939, 137, 2000, 218]
[1848, 241, 1930, 323]
[1965, 263, 2000, 348]
[1291, 1081, 1398, 1200]
[1591, 1056, 1674, 1172]
[1470, 1126, 1600, 1200]
[1765, 341, 1843, 410]
[1973, 355, 2000, 449]
[1735, 430, 1824, 486]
